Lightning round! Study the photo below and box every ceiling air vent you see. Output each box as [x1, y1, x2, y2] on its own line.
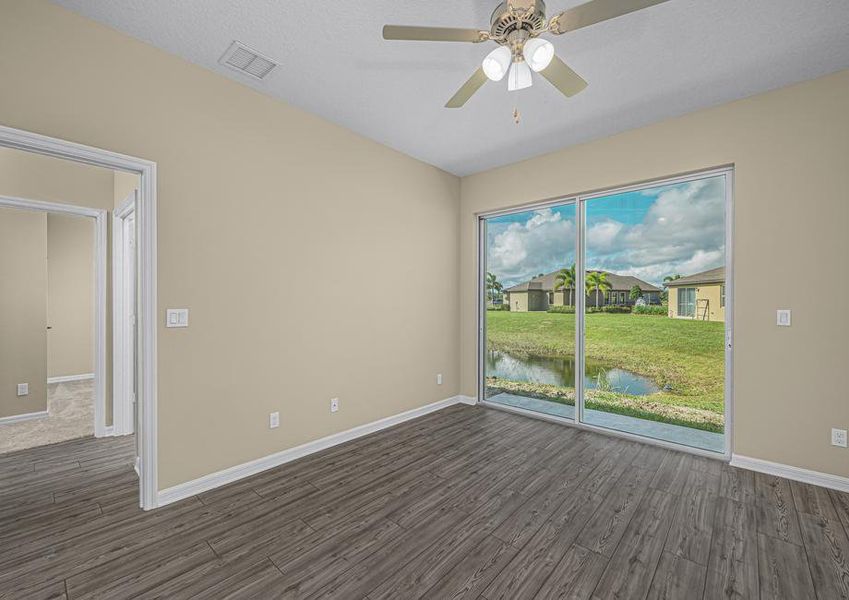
[219, 41, 277, 80]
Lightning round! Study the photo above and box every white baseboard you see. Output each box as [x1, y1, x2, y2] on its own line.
[458, 395, 477, 405]
[94, 425, 115, 438]
[0, 410, 48, 425]
[731, 454, 849, 493]
[157, 395, 471, 507]
[47, 373, 94, 384]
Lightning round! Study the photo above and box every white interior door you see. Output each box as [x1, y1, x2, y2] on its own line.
[112, 191, 138, 454]
[125, 210, 137, 436]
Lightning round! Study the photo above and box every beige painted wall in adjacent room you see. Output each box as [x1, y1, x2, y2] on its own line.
[0, 1, 461, 488]
[113, 171, 139, 210]
[461, 70, 849, 478]
[0, 208, 48, 419]
[47, 214, 95, 379]
[0, 146, 116, 423]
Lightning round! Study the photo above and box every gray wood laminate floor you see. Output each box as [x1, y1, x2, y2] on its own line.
[2, 404, 847, 599]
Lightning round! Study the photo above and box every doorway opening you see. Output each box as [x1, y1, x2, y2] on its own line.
[0, 125, 158, 509]
[0, 193, 107, 449]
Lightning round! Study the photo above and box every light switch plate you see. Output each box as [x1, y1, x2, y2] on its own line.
[17, 383, 28, 396]
[269, 412, 280, 429]
[776, 309, 791, 327]
[166, 308, 189, 328]
[330, 398, 339, 413]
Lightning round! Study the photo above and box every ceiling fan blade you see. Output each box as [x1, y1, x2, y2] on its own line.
[540, 56, 588, 98]
[383, 25, 488, 43]
[445, 68, 488, 108]
[548, 0, 670, 35]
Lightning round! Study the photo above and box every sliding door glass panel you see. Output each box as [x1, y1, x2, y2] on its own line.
[483, 203, 577, 420]
[581, 175, 727, 452]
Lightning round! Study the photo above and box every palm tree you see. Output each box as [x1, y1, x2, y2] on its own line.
[486, 272, 503, 306]
[586, 271, 612, 308]
[663, 274, 682, 287]
[554, 264, 576, 307]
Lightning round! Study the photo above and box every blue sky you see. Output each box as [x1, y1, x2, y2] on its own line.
[486, 176, 726, 288]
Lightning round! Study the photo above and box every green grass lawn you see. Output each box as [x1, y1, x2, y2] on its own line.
[486, 311, 725, 431]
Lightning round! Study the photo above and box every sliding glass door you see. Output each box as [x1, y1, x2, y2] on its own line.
[480, 169, 731, 454]
[481, 202, 577, 420]
[580, 173, 728, 452]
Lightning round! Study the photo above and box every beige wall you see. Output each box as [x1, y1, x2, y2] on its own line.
[0, 208, 47, 418]
[0, 1, 461, 488]
[0, 148, 114, 209]
[462, 70, 849, 478]
[113, 171, 139, 210]
[668, 285, 725, 322]
[47, 214, 95, 378]
[4, 1, 845, 488]
[507, 290, 551, 312]
[508, 292, 528, 312]
[0, 146, 115, 423]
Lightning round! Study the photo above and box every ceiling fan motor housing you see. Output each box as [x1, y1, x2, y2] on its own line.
[490, 0, 548, 41]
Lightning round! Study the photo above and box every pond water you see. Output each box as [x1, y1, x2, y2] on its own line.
[486, 350, 660, 396]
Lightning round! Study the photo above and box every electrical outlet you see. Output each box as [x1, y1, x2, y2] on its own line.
[832, 428, 847, 448]
[17, 383, 28, 396]
[330, 398, 339, 413]
[436, 373, 443, 385]
[269, 412, 279, 429]
[776, 309, 791, 327]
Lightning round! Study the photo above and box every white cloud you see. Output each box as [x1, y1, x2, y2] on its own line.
[586, 220, 624, 252]
[487, 208, 576, 286]
[487, 177, 726, 287]
[591, 178, 726, 283]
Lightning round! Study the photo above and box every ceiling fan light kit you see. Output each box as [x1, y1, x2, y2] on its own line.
[382, 0, 670, 108]
[523, 38, 555, 72]
[507, 60, 533, 91]
[482, 46, 511, 82]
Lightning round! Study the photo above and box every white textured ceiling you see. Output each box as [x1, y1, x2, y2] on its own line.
[53, 0, 849, 176]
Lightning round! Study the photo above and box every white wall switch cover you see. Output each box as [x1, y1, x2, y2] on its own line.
[776, 309, 791, 327]
[436, 373, 443, 385]
[16, 383, 28, 396]
[166, 308, 189, 328]
[330, 398, 339, 413]
[832, 428, 847, 448]
[269, 412, 280, 429]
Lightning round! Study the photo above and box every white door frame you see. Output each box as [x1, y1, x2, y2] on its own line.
[0, 194, 107, 436]
[476, 166, 734, 461]
[0, 125, 159, 510]
[113, 192, 137, 437]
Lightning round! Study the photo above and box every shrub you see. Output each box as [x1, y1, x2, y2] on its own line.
[633, 305, 667, 316]
[588, 305, 632, 314]
[548, 305, 633, 314]
[487, 304, 510, 311]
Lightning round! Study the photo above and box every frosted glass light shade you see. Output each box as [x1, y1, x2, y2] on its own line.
[523, 38, 555, 72]
[481, 46, 511, 82]
[507, 60, 533, 91]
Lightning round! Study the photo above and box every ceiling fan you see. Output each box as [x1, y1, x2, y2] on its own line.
[383, 0, 670, 108]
